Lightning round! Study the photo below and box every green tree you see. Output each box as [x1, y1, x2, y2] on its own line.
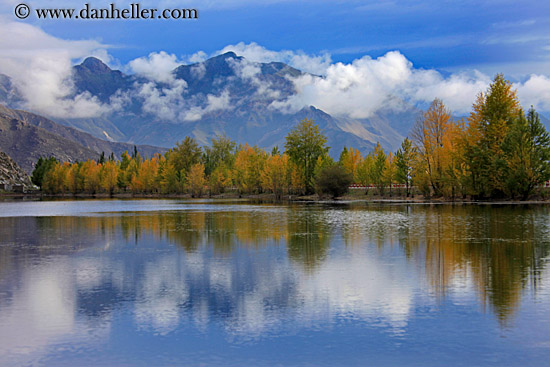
[395, 137, 417, 197]
[284, 118, 329, 194]
[338, 146, 349, 166]
[315, 165, 352, 199]
[31, 157, 58, 189]
[463, 74, 521, 198]
[503, 107, 550, 199]
[167, 137, 202, 177]
[371, 143, 386, 195]
[203, 135, 236, 176]
[384, 152, 397, 197]
[117, 151, 131, 189]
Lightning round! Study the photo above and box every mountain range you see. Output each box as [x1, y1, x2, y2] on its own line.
[5, 51, 547, 174]
[0, 52, 422, 166]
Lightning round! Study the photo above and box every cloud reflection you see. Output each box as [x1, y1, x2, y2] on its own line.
[0, 202, 548, 363]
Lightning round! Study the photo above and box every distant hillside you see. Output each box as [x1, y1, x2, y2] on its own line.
[0, 150, 32, 188]
[0, 105, 167, 161]
[0, 113, 100, 173]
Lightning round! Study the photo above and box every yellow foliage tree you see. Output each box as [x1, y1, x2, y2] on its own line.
[234, 144, 266, 194]
[341, 146, 363, 182]
[187, 162, 206, 197]
[412, 99, 459, 197]
[261, 153, 289, 199]
[209, 164, 233, 195]
[81, 160, 100, 194]
[100, 160, 118, 195]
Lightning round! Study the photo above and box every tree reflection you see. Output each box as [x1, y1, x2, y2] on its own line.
[401, 204, 550, 325]
[0, 203, 548, 326]
[286, 208, 331, 270]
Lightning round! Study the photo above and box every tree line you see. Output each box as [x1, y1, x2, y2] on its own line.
[33, 74, 550, 200]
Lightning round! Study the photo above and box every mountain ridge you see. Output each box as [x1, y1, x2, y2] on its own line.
[0, 52, 423, 156]
[0, 104, 168, 173]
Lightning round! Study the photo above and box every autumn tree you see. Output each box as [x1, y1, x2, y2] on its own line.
[187, 163, 206, 197]
[80, 160, 100, 194]
[288, 161, 306, 195]
[131, 156, 158, 193]
[209, 164, 233, 195]
[412, 99, 458, 197]
[234, 144, 266, 194]
[339, 146, 362, 182]
[42, 161, 66, 194]
[261, 153, 289, 199]
[65, 163, 80, 194]
[357, 152, 374, 195]
[100, 160, 118, 196]
[284, 118, 329, 194]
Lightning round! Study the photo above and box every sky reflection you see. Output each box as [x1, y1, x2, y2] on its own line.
[0, 201, 549, 366]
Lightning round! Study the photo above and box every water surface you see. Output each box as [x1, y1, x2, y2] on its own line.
[0, 199, 549, 366]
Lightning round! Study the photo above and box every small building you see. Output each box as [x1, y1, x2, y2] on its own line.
[12, 184, 25, 193]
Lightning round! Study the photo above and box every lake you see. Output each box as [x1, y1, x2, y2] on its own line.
[0, 199, 549, 366]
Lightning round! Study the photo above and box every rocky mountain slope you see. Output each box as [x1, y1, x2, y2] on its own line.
[0, 113, 101, 173]
[0, 105, 167, 163]
[0, 150, 32, 188]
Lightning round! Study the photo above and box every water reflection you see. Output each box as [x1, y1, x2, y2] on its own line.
[0, 202, 549, 365]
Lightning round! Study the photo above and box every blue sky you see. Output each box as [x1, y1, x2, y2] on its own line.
[0, 0, 549, 118]
[19, 0, 549, 75]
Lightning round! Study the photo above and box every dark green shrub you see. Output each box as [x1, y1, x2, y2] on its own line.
[315, 165, 352, 199]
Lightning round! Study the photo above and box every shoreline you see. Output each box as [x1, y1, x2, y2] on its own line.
[2, 191, 550, 205]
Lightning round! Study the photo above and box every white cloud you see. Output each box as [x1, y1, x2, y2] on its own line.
[183, 90, 232, 121]
[214, 43, 550, 117]
[2, 18, 549, 126]
[0, 18, 112, 118]
[190, 62, 206, 79]
[271, 51, 493, 117]
[219, 42, 332, 75]
[137, 79, 187, 121]
[407, 69, 492, 114]
[228, 57, 281, 99]
[128, 51, 182, 84]
[187, 50, 208, 63]
[516, 74, 550, 112]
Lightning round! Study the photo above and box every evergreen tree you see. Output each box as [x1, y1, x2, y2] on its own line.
[395, 138, 417, 197]
[503, 108, 550, 199]
[284, 118, 329, 194]
[31, 156, 58, 188]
